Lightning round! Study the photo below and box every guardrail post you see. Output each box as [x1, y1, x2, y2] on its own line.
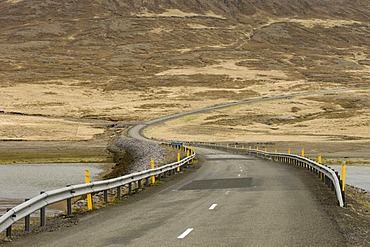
[65, 185, 73, 216]
[67, 198, 72, 217]
[129, 182, 133, 195]
[318, 154, 322, 164]
[341, 164, 347, 206]
[177, 153, 181, 172]
[40, 191, 46, 227]
[138, 180, 142, 190]
[24, 199, 31, 232]
[104, 190, 108, 203]
[190, 147, 194, 164]
[40, 207, 46, 227]
[116, 186, 121, 200]
[151, 159, 156, 184]
[6, 208, 12, 238]
[324, 174, 329, 187]
[84, 170, 93, 211]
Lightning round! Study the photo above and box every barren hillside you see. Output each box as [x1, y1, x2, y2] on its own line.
[0, 0, 369, 161]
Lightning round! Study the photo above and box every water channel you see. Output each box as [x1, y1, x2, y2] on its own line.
[331, 165, 370, 192]
[0, 163, 110, 215]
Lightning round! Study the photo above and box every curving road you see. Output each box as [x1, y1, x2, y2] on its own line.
[7, 148, 345, 246]
[6, 89, 360, 246]
[128, 86, 370, 141]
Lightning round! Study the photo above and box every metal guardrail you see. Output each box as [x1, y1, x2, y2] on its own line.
[192, 143, 345, 207]
[0, 153, 195, 235]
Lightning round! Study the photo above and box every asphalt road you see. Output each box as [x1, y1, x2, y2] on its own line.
[129, 86, 370, 135]
[6, 147, 345, 247]
[5, 89, 358, 246]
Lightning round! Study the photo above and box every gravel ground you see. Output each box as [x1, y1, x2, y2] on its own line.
[109, 137, 167, 173]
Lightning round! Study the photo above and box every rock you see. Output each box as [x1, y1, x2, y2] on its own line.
[112, 137, 166, 173]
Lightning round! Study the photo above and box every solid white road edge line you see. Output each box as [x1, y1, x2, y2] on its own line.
[209, 204, 218, 210]
[178, 228, 194, 239]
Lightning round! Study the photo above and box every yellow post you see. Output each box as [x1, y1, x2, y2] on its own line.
[275, 148, 277, 153]
[318, 154, 322, 164]
[341, 162, 346, 192]
[264, 147, 267, 152]
[151, 159, 155, 184]
[177, 153, 181, 172]
[187, 149, 190, 164]
[249, 146, 252, 150]
[84, 169, 93, 211]
[301, 148, 305, 157]
[287, 148, 291, 155]
[256, 146, 259, 150]
[242, 146, 245, 149]
[227, 144, 229, 147]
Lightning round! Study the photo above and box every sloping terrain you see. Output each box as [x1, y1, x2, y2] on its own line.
[0, 0, 369, 161]
[0, 1, 369, 244]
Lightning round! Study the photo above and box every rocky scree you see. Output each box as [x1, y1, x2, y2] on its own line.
[106, 137, 166, 178]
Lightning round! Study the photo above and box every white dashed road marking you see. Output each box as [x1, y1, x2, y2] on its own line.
[178, 228, 194, 239]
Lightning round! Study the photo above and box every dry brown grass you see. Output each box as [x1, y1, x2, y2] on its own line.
[0, 0, 369, 162]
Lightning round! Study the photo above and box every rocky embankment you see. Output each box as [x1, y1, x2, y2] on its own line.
[105, 137, 166, 179]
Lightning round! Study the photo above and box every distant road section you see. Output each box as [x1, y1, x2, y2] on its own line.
[129, 86, 370, 140]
